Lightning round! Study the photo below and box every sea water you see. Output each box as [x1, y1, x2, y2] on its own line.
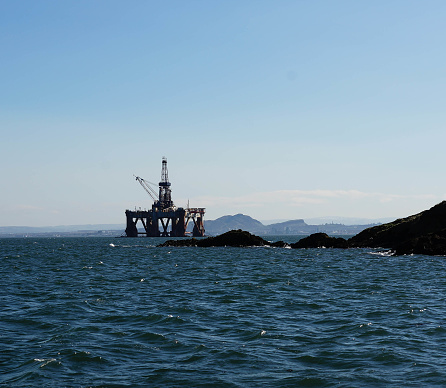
[1, 237, 446, 387]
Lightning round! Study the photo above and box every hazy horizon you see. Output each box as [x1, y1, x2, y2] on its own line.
[0, 213, 398, 230]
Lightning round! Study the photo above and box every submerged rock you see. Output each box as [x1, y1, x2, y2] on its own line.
[291, 233, 348, 249]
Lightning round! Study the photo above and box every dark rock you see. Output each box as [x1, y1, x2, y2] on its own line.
[290, 233, 348, 249]
[269, 240, 290, 248]
[197, 229, 267, 247]
[348, 201, 446, 255]
[393, 230, 446, 256]
[157, 238, 199, 247]
[158, 229, 270, 248]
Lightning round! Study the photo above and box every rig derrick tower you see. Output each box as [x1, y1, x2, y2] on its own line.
[125, 157, 205, 238]
[158, 157, 173, 210]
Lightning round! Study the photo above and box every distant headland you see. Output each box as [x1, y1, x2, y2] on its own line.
[204, 214, 384, 236]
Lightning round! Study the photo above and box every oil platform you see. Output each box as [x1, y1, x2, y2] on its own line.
[125, 157, 205, 237]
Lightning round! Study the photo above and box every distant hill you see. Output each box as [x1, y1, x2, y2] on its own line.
[204, 214, 266, 235]
[264, 219, 308, 234]
[204, 214, 378, 236]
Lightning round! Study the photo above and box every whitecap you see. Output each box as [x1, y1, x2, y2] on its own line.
[369, 250, 393, 256]
[34, 358, 57, 367]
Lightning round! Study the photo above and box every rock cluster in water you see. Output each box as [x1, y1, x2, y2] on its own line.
[159, 201, 446, 256]
[158, 229, 288, 248]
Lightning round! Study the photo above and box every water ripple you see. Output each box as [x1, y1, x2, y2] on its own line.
[2, 237, 446, 387]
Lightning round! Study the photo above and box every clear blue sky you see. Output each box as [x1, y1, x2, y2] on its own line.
[1, 0, 445, 226]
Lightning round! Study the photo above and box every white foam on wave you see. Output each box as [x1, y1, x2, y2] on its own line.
[34, 358, 57, 367]
[369, 250, 393, 257]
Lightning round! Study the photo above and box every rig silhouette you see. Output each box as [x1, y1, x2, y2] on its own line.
[125, 157, 205, 237]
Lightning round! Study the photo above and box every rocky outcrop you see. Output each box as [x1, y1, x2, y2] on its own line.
[348, 201, 446, 255]
[392, 230, 446, 256]
[157, 238, 200, 247]
[158, 201, 446, 255]
[159, 230, 290, 248]
[291, 233, 348, 249]
[159, 229, 270, 247]
[198, 229, 268, 247]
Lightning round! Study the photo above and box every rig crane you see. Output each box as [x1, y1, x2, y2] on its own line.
[134, 175, 159, 203]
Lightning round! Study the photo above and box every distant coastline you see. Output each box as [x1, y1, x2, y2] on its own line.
[0, 214, 390, 238]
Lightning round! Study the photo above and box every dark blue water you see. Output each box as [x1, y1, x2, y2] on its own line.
[2, 237, 446, 387]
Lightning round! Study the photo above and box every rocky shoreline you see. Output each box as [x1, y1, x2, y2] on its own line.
[159, 201, 446, 256]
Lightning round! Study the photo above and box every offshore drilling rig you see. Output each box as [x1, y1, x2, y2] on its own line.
[125, 157, 205, 237]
